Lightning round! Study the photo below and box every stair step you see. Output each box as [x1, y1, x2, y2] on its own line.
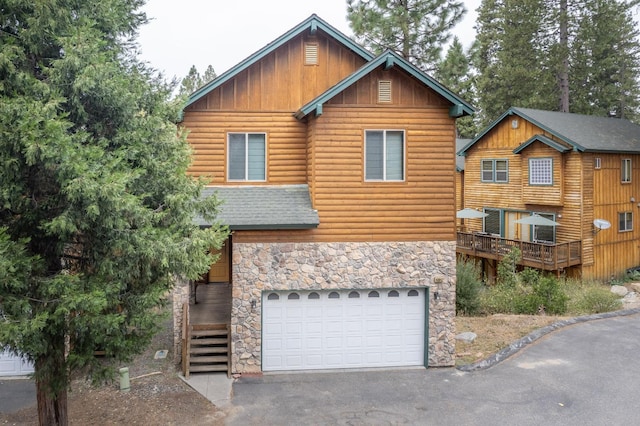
[190, 329, 229, 337]
[189, 364, 229, 373]
[190, 346, 228, 355]
[190, 337, 228, 345]
[190, 355, 228, 364]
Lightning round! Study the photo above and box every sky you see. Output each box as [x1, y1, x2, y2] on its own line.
[137, 0, 482, 82]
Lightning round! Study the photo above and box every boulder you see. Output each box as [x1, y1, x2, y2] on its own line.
[628, 282, 640, 293]
[455, 332, 477, 343]
[610, 285, 629, 297]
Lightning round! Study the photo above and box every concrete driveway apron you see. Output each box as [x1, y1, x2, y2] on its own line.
[227, 311, 640, 426]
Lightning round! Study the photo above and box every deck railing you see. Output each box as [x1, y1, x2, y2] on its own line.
[456, 232, 582, 271]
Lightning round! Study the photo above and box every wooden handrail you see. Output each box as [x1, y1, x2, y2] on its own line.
[456, 232, 582, 271]
[181, 301, 190, 378]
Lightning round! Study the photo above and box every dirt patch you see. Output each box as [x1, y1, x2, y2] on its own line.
[0, 313, 227, 426]
[455, 314, 569, 365]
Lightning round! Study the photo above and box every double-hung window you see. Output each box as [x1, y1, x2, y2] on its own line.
[228, 133, 266, 181]
[622, 158, 632, 183]
[619, 212, 633, 232]
[481, 159, 508, 183]
[365, 130, 405, 181]
[529, 158, 553, 185]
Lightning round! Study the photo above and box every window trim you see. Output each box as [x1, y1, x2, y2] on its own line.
[622, 158, 632, 183]
[364, 129, 406, 182]
[481, 159, 509, 183]
[529, 157, 553, 186]
[227, 132, 267, 182]
[594, 157, 601, 170]
[619, 211, 633, 232]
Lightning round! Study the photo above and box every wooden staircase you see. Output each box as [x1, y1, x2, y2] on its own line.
[182, 303, 231, 378]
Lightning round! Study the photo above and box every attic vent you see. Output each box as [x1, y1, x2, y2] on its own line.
[378, 80, 392, 103]
[305, 43, 318, 65]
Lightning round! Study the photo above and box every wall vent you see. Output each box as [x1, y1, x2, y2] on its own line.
[378, 80, 392, 103]
[305, 43, 318, 65]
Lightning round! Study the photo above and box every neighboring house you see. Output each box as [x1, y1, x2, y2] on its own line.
[174, 15, 473, 374]
[456, 138, 471, 229]
[457, 107, 640, 282]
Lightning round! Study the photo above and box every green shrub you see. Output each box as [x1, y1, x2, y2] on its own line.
[456, 258, 483, 315]
[497, 247, 521, 288]
[566, 282, 622, 314]
[532, 276, 568, 315]
[520, 268, 540, 286]
[479, 271, 567, 315]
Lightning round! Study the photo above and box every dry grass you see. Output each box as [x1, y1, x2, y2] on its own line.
[455, 314, 570, 366]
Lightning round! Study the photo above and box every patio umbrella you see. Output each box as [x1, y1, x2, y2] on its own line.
[514, 214, 560, 227]
[456, 208, 489, 219]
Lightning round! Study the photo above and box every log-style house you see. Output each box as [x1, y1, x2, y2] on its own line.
[173, 15, 473, 375]
[457, 107, 640, 282]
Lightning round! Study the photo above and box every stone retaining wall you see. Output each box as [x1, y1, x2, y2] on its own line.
[230, 241, 456, 373]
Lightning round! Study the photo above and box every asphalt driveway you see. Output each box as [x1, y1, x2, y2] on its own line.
[227, 310, 640, 425]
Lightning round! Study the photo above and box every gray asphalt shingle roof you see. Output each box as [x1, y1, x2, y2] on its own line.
[196, 184, 319, 230]
[460, 107, 640, 155]
[456, 139, 470, 171]
[513, 107, 640, 153]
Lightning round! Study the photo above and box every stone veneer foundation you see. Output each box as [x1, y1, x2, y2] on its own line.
[230, 241, 456, 374]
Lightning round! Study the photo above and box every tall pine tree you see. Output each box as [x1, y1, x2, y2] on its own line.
[474, 0, 640, 123]
[436, 37, 479, 137]
[570, 0, 640, 120]
[474, 0, 557, 124]
[0, 1, 227, 424]
[346, 0, 466, 72]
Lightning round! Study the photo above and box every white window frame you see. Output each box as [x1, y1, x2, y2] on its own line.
[481, 159, 508, 183]
[622, 158, 632, 183]
[529, 158, 553, 185]
[619, 211, 633, 232]
[364, 130, 405, 182]
[594, 157, 601, 169]
[227, 132, 267, 182]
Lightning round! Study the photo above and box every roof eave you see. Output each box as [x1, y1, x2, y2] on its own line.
[185, 15, 373, 109]
[295, 50, 475, 120]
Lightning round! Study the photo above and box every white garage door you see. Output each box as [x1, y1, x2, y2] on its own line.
[262, 288, 426, 371]
[0, 351, 34, 377]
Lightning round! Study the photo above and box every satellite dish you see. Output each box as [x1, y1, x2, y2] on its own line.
[593, 219, 611, 230]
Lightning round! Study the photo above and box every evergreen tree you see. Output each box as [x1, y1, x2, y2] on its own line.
[570, 0, 640, 120]
[179, 64, 216, 96]
[474, 0, 557, 124]
[0, 1, 227, 424]
[346, 0, 466, 72]
[474, 0, 640, 123]
[436, 37, 479, 137]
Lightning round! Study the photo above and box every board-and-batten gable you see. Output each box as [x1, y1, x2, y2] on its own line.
[185, 15, 373, 112]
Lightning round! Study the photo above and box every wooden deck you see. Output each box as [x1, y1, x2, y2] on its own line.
[456, 232, 582, 271]
[190, 282, 231, 325]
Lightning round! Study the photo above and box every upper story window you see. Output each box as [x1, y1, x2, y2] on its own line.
[365, 130, 405, 181]
[481, 159, 508, 183]
[619, 211, 633, 232]
[228, 133, 266, 181]
[594, 157, 601, 169]
[529, 158, 553, 185]
[622, 158, 632, 183]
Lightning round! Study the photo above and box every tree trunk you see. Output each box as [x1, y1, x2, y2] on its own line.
[36, 356, 69, 426]
[558, 0, 570, 112]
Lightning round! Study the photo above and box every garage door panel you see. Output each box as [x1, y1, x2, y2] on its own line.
[263, 288, 426, 371]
